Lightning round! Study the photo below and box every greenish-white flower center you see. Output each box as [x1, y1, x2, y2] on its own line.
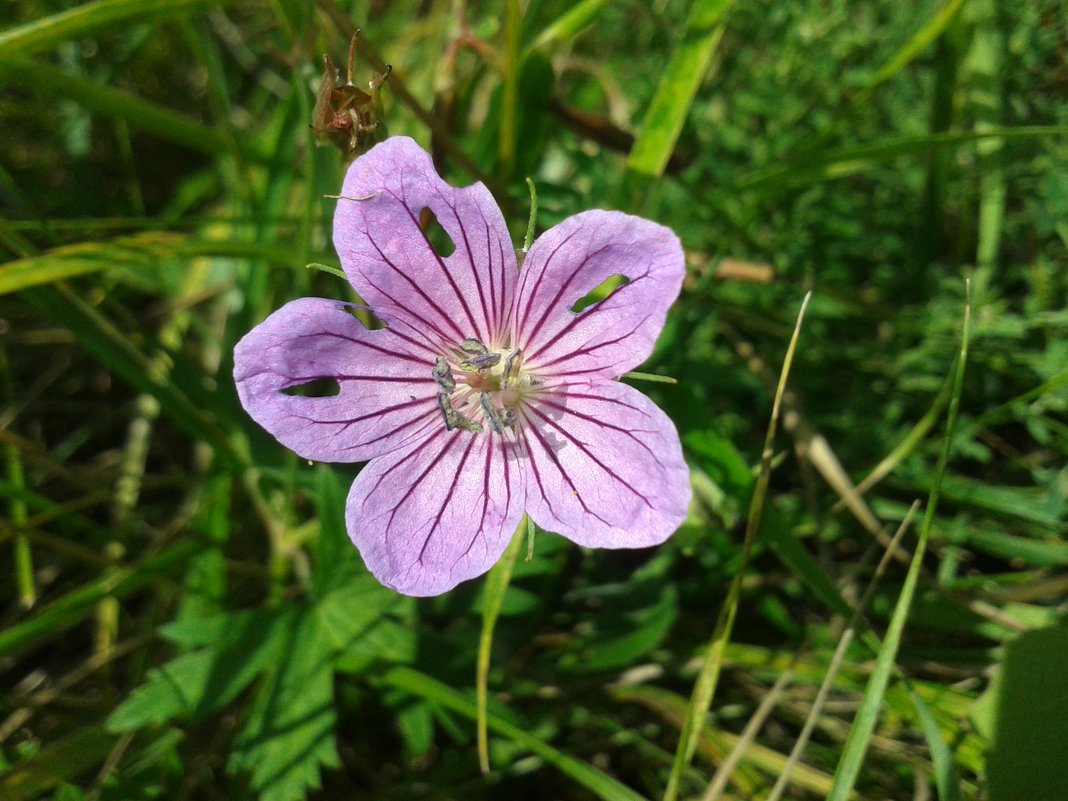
[433, 338, 535, 435]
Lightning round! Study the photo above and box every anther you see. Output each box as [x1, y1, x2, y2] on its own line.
[432, 357, 455, 392]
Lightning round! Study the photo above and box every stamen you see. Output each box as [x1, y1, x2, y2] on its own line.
[502, 349, 523, 386]
[457, 338, 490, 356]
[461, 351, 501, 370]
[432, 357, 456, 392]
[437, 391, 456, 431]
[480, 392, 505, 434]
[438, 390, 482, 433]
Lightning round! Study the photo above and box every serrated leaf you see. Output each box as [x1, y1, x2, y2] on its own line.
[316, 575, 408, 653]
[108, 608, 293, 732]
[229, 609, 339, 801]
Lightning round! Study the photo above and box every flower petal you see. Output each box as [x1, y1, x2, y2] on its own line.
[234, 297, 439, 462]
[512, 210, 684, 380]
[333, 136, 518, 349]
[346, 429, 525, 596]
[519, 379, 690, 548]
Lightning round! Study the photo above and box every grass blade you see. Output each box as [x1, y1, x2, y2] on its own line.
[0, 58, 264, 162]
[865, 0, 969, 90]
[662, 292, 811, 801]
[384, 666, 649, 801]
[529, 0, 611, 50]
[826, 282, 971, 801]
[0, 0, 228, 58]
[626, 0, 734, 177]
[0, 540, 201, 657]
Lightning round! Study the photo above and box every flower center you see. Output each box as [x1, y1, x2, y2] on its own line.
[432, 337, 534, 435]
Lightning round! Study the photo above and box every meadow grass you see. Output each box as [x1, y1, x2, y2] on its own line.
[1, 1, 1066, 800]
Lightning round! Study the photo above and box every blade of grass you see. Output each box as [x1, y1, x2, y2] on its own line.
[20, 285, 245, 468]
[700, 662, 796, 800]
[0, 540, 201, 657]
[826, 282, 971, 801]
[529, 0, 611, 50]
[0, 59, 268, 163]
[863, 0, 969, 91]
[662, 292, 811, 801]
[964, 0, 1006, 275]
[767, 501, 920, 801]
[498, 0, 522, 181]
[0, 0, 230, 57]
[831, 369, 955, 512]
[383, 666, 649, 801]
[0, 341, 35, 608]
[735, 126, 1068, 193]
[626, 0, 734, 177]
[0, 233, 298, 296]
[477, 518, 527, 773]
[614, 684, 837, 797]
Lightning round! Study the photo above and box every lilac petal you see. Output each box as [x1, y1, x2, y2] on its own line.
[511, 210, 684, 380]
[234, 297, 440, 463]
[333, 136, 518, 349]
[346, 429, 525, 596]
[519, 379, 690, 549]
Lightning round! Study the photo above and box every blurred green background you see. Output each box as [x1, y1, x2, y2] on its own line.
[1, 1, 1066, 799]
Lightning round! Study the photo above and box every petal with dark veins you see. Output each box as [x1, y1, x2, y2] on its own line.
[346, 428, 525, 595]
[512, 210, 684, 380]
[333, 136, 518, 349]
[234, 297, 438, 463]
[519, 379, 690, 548]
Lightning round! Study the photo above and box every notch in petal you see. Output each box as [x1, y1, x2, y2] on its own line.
[333, 137, 518, 349]
[520, 379, 690, 549]
[347, 429, 525, 596]
[234, 298, 439, 463]
[512, 210, 684, 380]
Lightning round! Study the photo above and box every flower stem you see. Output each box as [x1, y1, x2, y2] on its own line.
[476, 517, 527, 773]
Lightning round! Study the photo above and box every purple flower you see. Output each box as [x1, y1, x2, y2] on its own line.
[234, 137, 691, 596]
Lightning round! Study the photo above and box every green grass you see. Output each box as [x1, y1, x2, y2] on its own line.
[2, 1, 1066, 800]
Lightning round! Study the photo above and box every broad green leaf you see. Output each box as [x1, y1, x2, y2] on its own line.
[986, 624, 1068, 801]
[108, 608, 294, 731]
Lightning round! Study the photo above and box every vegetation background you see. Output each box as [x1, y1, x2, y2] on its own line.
[1, 0, 1066, 799]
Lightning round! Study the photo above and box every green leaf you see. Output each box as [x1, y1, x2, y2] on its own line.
[626, 0, 734, 177]
[580, 583, 678, 672]
[108, 608, 293, 732]
[986, 624, 1068, 801]
[229, 609, 340, 801]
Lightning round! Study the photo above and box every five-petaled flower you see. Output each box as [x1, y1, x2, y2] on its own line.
[234, 137, 691, 596]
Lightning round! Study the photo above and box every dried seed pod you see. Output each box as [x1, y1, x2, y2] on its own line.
[311, 30, 391, 158]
